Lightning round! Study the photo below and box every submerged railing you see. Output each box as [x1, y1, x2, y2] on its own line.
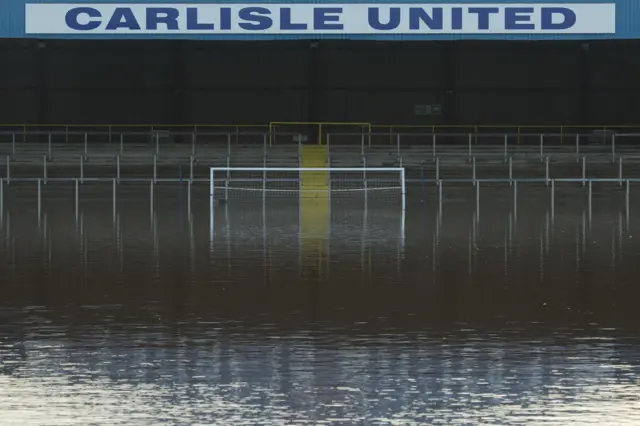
[0, 130, 637, 162]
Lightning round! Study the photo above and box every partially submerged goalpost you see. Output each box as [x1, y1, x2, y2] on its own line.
[208, 167, 407, 251]
[209, 167, 406, 210]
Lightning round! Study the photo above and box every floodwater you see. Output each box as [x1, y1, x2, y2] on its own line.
[1, 182, 640, 425]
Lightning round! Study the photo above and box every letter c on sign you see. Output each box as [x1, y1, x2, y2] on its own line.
[66, 7, 102, 31]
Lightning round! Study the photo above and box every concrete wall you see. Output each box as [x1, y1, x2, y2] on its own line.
[1, 38, 639, 125]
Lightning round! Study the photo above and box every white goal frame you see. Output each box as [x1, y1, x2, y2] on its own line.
[209, 166, 406, 210]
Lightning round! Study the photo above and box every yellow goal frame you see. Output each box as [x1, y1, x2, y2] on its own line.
[269, 121, 372, 145]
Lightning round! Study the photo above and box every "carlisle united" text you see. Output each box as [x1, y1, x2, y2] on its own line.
[24, 3, 616, 35]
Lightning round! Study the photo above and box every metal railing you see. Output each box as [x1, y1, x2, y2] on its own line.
[0, 129, 637, 155]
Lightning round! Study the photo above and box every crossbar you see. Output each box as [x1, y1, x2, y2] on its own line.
[210, 167, 404, 172]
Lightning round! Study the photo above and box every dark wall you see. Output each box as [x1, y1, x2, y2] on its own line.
[0, 38, 639, 125]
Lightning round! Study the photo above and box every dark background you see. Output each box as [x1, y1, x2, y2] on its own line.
[1, 38, 638, 125]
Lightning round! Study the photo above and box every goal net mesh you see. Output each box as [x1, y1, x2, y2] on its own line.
[210, 168, 404, 202]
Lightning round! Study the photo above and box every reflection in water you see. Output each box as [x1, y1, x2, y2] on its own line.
[0, 183, 639, 425]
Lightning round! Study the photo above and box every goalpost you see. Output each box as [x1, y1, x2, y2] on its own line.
[209, 167, 405, 209]
[208, 167, 406, 256]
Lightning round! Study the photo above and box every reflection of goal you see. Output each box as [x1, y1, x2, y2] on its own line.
[209, 167, 405, 207]
[268, 121, 372, 145]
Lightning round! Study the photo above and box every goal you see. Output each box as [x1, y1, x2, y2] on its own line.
[268, 121, 372, 145]
[209, 167, 406, 208]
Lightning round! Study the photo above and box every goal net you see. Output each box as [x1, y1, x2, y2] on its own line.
[209, 167, 405, 207]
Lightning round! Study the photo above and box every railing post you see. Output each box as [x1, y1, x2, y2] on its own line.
[509, 156, 513, 186]
[190, 155, 194, 184]
[582, 156, 586, 187]
[575, 134, 580, 163]
[43, 155, 47, 185]
[120, 133, 124, 156]
[75, 178, 79, 221]
[539, 134, 544, 162]
[545, 156, 549, 186]
[468, 133, 472, 162]
[432, 133, 437, 159]
[11, 132, 16, 158]
[83, 133, 88, 161]
[619, 157, 623, 186]
[116, 154, 120, 183]
[153, 154, 157, 184]
[436, 156, 440, 181]
[113, 178, 116, 220]
[80, 155, 84, 184]
[6, 156, 10, 185]
[191, 132, 196, 157]
[503, 134, 508, 162]
[472, 156, 476, 186]
[48, 133, 52, 161]
[396, 133, 401, 161]
[0, 178, 3, 222]
[150, 180, 154, 219]
[37, 179, 41, 221]
[155, 131, 160, 158]
[612, 134, 616, 163]
[551, 179, 555, 218]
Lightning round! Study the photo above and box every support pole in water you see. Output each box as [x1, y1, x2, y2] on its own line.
[619, 157, 623, 186]
[43, 155, 47, 184]
[551, 179, 555, 220]
[513, 181, 518, 220]
[476, 181, 480, 223]
[545, 157, 549, 186]
[112, 178, 116, 221]
[472, 156, 476, 186]
[438, 180, 443, 218]
[582, 156, 586, 186]
[589, 180, 593, 222]
[504, 134, 508, 162]
[48, 133, 52, 161]
[37, 179, 41, 221]
[190, 155, 194, 184]
[83, 133, 88, 161]
[420, 162, 426, 203]
[188, 180, 192, 217]
[509, 156, 513, 186]
[432, 134, 437, 159]
[626, 179, 630, 226]
[75, 179, 79, 221]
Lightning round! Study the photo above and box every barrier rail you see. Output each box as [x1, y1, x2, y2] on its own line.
[2, 123, 640, 143]
[0, 130, 637, 167]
